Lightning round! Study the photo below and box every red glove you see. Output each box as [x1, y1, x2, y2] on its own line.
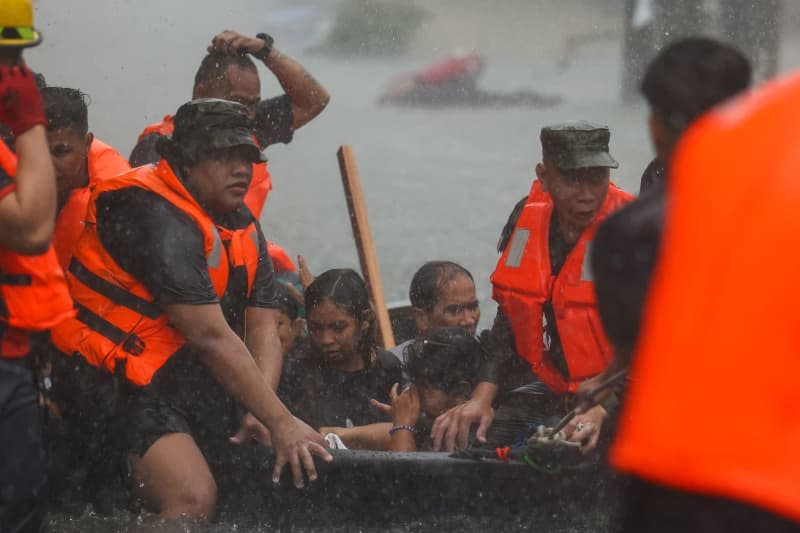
[0, 65, 47, 137]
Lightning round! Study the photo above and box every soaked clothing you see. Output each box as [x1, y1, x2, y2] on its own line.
[480, 205, 575, 391]
[0, 358, 47, 533]
[94, 186, 279, 336]
[123, 349, 241, 460]
[279, 349, 402, 429]
[129, 95, 294, 167]
[638, 158, 666, 196]
[620, 477, 800, 533]
[62, 178, 282, 461]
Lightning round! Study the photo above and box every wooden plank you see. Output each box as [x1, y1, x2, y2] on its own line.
[337, 145, 396, 349]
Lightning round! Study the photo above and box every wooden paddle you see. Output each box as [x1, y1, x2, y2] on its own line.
[337, 145, 396, 349]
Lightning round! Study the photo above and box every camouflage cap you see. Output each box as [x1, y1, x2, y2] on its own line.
[165, 98, 264, 162]
[540, 120, 618, 170]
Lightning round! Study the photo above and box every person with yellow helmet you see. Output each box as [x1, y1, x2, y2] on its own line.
[0, 1, 72, 531]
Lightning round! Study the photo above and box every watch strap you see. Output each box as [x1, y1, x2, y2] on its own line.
[253, 33, 274, 60]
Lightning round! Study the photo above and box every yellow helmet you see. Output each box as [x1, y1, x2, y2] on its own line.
[0, 0, 41, 48]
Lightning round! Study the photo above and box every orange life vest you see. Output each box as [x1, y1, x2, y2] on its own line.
[611, 72, 800, 523]
[50, 159, 261, 386]
[53, 138, 130, 271]
[266, 240, 296, 273]
[491, 181, 633, 394]
[0, 141, 74, 358]
[137, 115, 272, 219]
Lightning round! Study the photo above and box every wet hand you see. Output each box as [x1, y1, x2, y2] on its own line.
[371, 383, 420, 427]
[285, 255, 315, 306]
[230, 412, 272, 446]
[431, 397, 494, 452]
[208, 30, 265, 56]
[270, 416, 333, 488]
[564, 405, 607, 454]
[574, 373, 611, 412]
[297, 255, 315, 289]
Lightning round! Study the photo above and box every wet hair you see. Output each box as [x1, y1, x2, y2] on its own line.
[305, 269, 377, 366]
[409, 261, 474, 311]
[405, 327, 483, 394]
[193, 52, 258, 94]
[273, 283, 300, 321]
[590, 193, 665, 363]
[41, 87, 89, 136]
[642, 37, 751, 134]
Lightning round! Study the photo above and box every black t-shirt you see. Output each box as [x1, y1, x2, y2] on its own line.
[278, 349, 403, 429]
[128, 95, 295, 167]
[94, 184, 279, 336]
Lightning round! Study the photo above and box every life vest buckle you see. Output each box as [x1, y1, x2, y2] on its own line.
[123, 335, 144, 356]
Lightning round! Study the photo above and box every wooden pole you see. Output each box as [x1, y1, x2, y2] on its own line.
[337, 145, 396, 349]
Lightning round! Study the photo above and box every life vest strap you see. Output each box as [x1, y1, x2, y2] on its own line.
[69, 258, 161, 320]
[75, 302, 145, 356]
[0, 273, 32, 285]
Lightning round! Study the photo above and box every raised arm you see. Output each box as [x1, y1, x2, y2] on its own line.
[208, 30, 330, 131]
[261, 47, 330, 130]
[0, 66, 55, 254]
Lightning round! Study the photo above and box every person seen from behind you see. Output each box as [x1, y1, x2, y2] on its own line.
[612, 69, 800, 532]
[638, 37, 751, 195]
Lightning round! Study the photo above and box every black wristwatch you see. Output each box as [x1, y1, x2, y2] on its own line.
[253, 33, 274, 60]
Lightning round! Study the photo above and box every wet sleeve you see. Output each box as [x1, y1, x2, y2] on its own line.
[128, 133, 161, 167]
[247, 224, 280, 309]
[497, 195, 529, 253]
[638, 158, 666, 196]
[477, 309, 520, 386]
[0, 165, 15, 201]
[95, 188, 218, 307]
[254, 95, 294, 148]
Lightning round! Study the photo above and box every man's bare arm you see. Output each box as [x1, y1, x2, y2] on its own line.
[166, 303, 331, 487]
[262, 48, 330, 130]
[208, 31, 330, 131]
[245, 306, 284, 390]
[0, 126, 56, 254]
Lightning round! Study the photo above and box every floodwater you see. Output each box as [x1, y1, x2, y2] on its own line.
[27, 0, 800, 324]
[23, 0, 800, 530]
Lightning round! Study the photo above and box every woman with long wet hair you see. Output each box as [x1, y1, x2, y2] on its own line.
[278, 269, 402, 429]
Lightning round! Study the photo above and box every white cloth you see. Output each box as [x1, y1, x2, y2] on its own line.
[324, 433, 348, 450]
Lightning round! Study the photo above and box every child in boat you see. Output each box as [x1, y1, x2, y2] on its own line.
[278, 269, 402, 429]
[374, 327, 548, 452]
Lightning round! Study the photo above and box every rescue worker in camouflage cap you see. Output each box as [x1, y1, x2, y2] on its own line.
[157, 98, 264, 167]
[429, 119, 634, 455]
[52, 96, 332, 521]
[540, 120, 618, 170]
